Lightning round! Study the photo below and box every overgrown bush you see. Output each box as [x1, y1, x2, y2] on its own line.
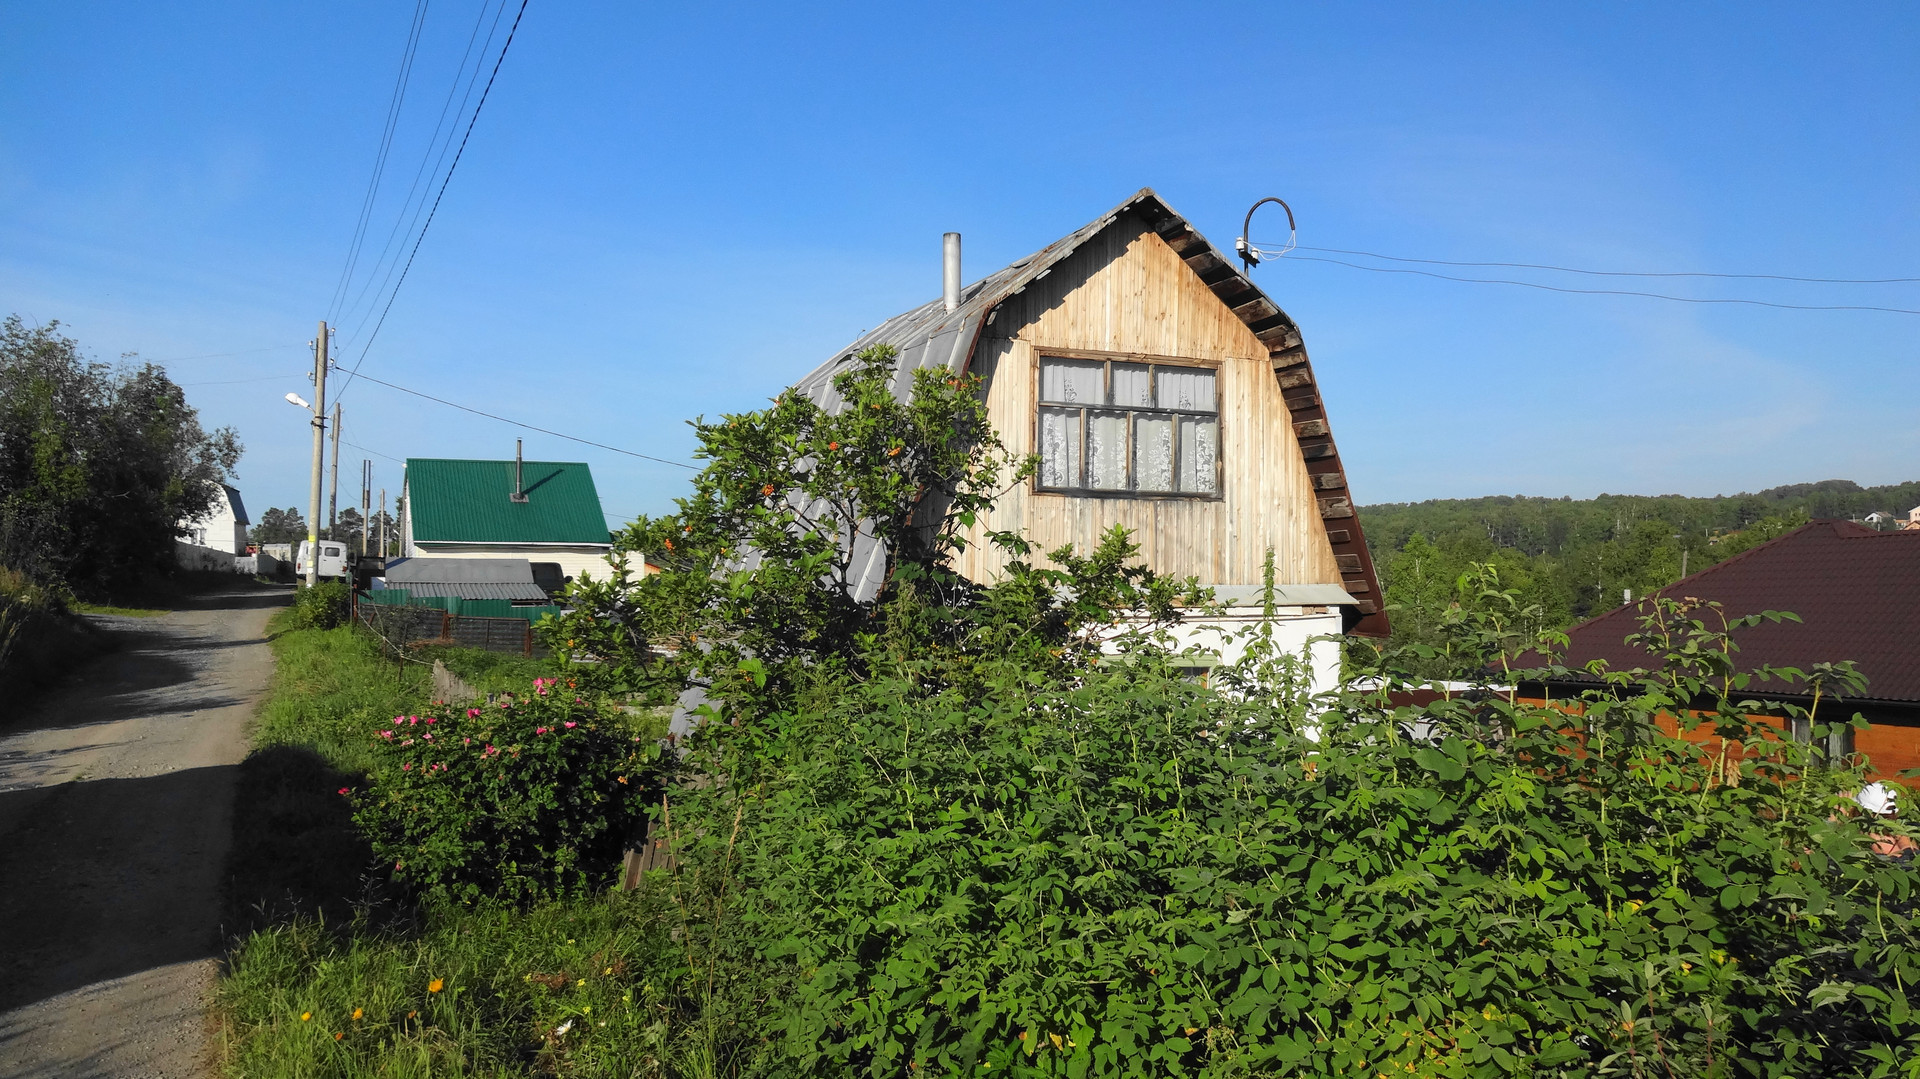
[225, 350, 1917, 1077]
[351, 679, 668, 905]
[630, 593, 1917, 1077]
[287, 579, 351, 631]
[0, 565, 103, 714]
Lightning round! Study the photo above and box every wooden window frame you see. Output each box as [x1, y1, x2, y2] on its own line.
[1031, 348, 1225, 502]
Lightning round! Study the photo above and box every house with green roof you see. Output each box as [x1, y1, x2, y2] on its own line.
[401, 456, 615, 587]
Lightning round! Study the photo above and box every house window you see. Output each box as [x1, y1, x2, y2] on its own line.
[1037, 356, 1218, 495]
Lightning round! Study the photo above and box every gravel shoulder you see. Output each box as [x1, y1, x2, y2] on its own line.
[0, 580, 287, 1079]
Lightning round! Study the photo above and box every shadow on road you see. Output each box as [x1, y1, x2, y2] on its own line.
[0, 767, 239, 1014]
[224, 743, 387, 936]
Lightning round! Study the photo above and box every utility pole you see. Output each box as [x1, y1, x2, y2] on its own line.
[306, 321, 330, 588]
[361, 460, 372, 557]
[328, 401, 342, 543]
[378, 488, 387, 558]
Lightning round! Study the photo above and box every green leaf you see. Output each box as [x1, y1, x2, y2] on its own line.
[1415, 747, 1466, 781]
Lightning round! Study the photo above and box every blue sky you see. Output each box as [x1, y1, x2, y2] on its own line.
[3, 2, 1916, 527]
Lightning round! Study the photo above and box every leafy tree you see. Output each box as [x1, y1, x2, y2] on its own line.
[547, 345, 1191, 707]
[329, 506, 364, 547]
[249, 507, 309, 546]
[0, 315, 241, 588]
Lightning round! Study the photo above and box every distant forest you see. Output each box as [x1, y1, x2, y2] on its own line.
[1359, 478, 1920, 651]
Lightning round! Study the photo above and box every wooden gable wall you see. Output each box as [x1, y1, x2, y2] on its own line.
[952, 210, 1344, 589]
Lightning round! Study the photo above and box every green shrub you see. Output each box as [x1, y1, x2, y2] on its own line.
[640, 598, 1920, 1077]
[351, 679, 669, 905]
[287, 579, 352, 631]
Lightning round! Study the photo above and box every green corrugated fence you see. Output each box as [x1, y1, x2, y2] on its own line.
[359, 588, 564, 623]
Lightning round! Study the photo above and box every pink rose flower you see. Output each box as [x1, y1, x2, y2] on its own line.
[467, 708, 481, 718]
[564, 721, 577, 729]
[402, 762, 412, 771]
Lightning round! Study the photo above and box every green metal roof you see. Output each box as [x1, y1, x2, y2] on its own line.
[405, 458, 611, 545]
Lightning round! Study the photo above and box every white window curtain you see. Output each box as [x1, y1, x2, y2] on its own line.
[1038, 407, 1081, 488]
[1156, 366, 1215, 412]
[1088, 411, 1128, 489]
[1040, 359, 1103, 405]
[1133, 414, 1174, 492]
[1178, 417, 1218, 493]
[1110, 362, 1152, 408]
[1037, 357, 1219, 495]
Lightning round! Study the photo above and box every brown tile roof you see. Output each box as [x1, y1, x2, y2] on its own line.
[1548, 520, 1920, 704]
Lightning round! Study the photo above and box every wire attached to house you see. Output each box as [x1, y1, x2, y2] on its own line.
[1235, 196, 1296, 271]
[343, 368, 699, 470]
[1276, 253, 1920, 315]
[1290, 245, 1920, 285]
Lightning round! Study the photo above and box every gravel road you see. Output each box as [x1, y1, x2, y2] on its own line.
[0, 582, 286, 1079]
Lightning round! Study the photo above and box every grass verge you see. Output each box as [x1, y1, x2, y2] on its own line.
[222, 614, 700, 1077]
[70, 601, 169, 617]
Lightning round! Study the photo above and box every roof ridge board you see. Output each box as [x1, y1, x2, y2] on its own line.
[406, 457, 591, 466]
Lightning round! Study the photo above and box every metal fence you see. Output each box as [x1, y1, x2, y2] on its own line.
[352, 591, 553, 657]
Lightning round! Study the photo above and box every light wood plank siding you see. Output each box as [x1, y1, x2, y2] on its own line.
[953, 212, 1342, 588]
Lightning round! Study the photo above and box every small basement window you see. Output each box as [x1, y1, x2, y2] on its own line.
[1037, 356, 1219, 496]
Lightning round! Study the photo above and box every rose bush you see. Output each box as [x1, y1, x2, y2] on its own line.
[350, 678, 669, 905]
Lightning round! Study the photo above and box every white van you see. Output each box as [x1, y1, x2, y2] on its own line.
[294, 540, 349, 580]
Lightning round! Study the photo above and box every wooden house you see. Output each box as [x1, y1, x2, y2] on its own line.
[793, 189, 1387, 688]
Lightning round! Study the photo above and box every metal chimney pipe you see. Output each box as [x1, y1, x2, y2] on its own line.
[942, 232, 962, 312]
[512, 439, 528, 502]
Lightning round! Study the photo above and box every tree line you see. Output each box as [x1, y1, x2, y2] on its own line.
[247, 505, 400, 555]
[1362, 479, 1920, 671]
[0, 316, 240, 591]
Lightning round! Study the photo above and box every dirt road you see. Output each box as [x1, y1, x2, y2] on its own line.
[0, 582, 285, 1079]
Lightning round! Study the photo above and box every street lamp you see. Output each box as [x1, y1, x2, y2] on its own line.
[284, 392, 310, 409]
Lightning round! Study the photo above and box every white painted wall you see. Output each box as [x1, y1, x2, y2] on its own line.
[177, 484, 248, 555]
[1113, 607, 1346, 697]
[403, 544, 619, 584]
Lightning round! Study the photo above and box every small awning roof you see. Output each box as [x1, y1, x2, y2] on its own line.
[381, 557, 549, 602]
[1206, 583, 1360, 608]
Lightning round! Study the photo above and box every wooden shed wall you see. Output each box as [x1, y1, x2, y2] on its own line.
[953, 212, 1343, 588]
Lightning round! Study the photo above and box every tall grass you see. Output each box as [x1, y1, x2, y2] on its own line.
[220, 892, 680, 1079]
[253, 615, 429, 771]
[224, 616, 712, 1077]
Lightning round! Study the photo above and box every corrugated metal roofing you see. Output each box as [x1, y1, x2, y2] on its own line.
[1547, 521, 1920, 704]
[382, 558, 547, 601]
[406, 459, 611, 545]
[384, 580, 550, 601]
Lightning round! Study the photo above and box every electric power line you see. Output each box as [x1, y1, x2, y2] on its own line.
[327, 0, 432, 325]
[343, 368, 699, 470]
[138, 344, 305, 363]
[336, 0, 529, 400]
[333, 0, 507, 341]
[343, 438, 407, 464]
[1281, 254, 1920, 315]
[1289, 245, 1920, 285]
[179, 371, 307, 387]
